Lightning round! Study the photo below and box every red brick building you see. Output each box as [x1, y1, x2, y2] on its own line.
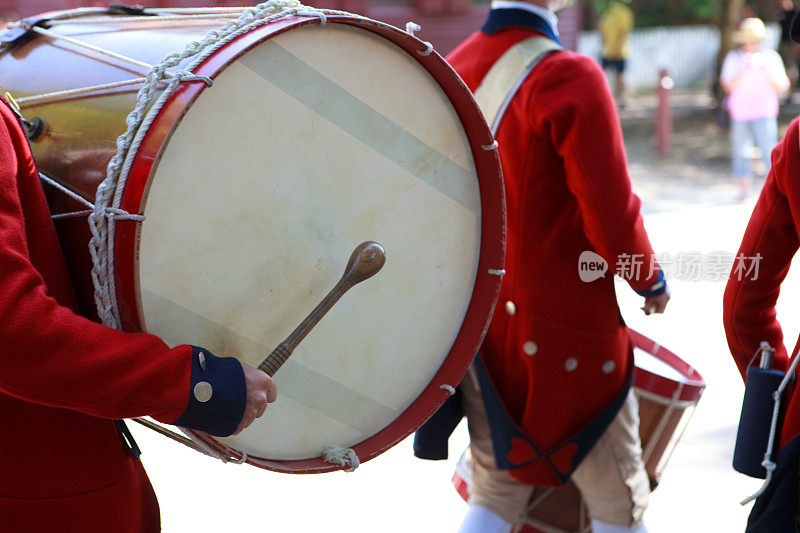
[4, 1, 581, 55]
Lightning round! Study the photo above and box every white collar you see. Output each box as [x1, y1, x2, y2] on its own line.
[490, 1, 560, 36]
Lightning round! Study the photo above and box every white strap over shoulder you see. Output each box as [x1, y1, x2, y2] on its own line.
[473, 36, 563, 134]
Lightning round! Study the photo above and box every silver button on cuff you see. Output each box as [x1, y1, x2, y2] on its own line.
[198, 351, 207, 371]
[564, 357, 578, 372]
[601, 360, 616, 374]
[194, 381, 213, 403]
[523, 341, 538, 356]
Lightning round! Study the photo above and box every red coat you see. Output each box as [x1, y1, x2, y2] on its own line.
[724, 118, 800, 449]
[0, 98, 245, 531]
[448, 25, 662, 485]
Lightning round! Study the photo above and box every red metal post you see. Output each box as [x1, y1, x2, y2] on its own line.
[655, 68, 673, 157]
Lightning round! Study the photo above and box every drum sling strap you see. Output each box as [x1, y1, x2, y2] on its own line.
[115, 419, 142, 458]
[472, 35, 564, 135]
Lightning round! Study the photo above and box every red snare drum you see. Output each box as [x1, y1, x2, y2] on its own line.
[629, 329, 705, 485]
[452, 329, 705, 532]
[0, 6, 504, 473]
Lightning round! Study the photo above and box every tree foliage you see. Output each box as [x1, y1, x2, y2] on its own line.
[587, 0, 776, 29]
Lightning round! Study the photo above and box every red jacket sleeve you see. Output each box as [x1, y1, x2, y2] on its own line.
[723, 119, 800, 377]
[529, 53, 662, 293]
[0, 101, 243, 433]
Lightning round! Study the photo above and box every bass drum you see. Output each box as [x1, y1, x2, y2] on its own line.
[0, 5, 504, 473]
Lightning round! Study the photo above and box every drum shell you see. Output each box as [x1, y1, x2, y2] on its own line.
[0, 17, 224, 316]
[519, 482, 588, 533]
[635, 391, 686, 483]
[0, 17, 218, 197]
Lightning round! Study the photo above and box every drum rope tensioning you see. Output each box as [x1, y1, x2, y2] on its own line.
[85, 0, 336, 331]
[4, 0, 350, 329]
[3, 0, 456, 336]
[89, 0, 341, 465]
[10, 7, 284, 108]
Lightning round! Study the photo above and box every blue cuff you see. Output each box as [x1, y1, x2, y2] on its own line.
[635, 269, 668, 298]
[172, 346, 246, 437]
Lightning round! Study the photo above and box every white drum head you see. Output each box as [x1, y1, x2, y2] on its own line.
[136, 22, 484, 466]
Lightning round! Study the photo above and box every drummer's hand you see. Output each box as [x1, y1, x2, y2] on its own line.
[642, 291, 670, 316]
[233, 363, 277, 435]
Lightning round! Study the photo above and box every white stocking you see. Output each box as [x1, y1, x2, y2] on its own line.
[590, 519, 649, 533]
[457, 505, 512, 533]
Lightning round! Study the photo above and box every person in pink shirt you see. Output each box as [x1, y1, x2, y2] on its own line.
[721, 17, 790, 200]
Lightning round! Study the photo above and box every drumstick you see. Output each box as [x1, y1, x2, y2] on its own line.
[257, 241, 386, 377]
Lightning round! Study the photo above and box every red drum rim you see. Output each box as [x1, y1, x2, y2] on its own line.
[114, 15, 504, 473]
[629, 328, 705, 404]
[453, 471, 470, 502]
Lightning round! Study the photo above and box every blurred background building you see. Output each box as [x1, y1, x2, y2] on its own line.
[0, 0, 583, 54]
[0, 2, 791, 92]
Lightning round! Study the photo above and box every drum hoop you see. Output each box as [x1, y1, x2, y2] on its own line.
[634, 369, 704, 403]
[113, 14, 504, 472]
[630, 328, 705, 403]
[633, 387, 700, 409]
[88, 2, 335, 330]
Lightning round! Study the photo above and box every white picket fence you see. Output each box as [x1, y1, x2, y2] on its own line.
[577, 23, 781, 91]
